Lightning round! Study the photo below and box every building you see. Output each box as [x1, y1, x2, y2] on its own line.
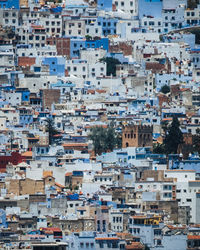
[122, 124, 153, 148]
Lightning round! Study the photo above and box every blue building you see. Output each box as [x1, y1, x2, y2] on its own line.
[10, 72, 19, 86]
[50, 80, 76, 93]
[97, 17, 118, 36]
[138, 0, 163, 18]
[0, 0, 19, 9]
[107, 52, 129, 63]
[97, 0, 112, 11]
[19, 108, 33, 126]
[70, 37, 86, 58]
[0, 209, 7, 228]
[16, 88, 30, 102]
[70, 37, 109, 58]
[43, 57, 65, 77]
[85, 38, 109, 51]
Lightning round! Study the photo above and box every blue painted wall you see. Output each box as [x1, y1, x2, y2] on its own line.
[70, 38, 86, 58]
[97, 17, 118, 36]
[0, 209, 7, 228]
[0, 0, 19, 9]
[16, 89, 30, 102]
[138, 0, 163, 18]
[97, 0, 112, 11]
[43, 57, 65, 76]
[85, 38, 109, 51]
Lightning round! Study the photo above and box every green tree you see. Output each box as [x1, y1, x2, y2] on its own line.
[153, 143, 166, 154]
[188, 0, 199, 9]
[192, 128, 200, 154]
[85, 35, 92, 41]
[99, 57, 121, 76]
[45, 118, 61, 145]
[89, 125, 121, 155]
[160, 84, 170, 94]
[89, 126, 105, 155]
[164, 116, 183, 154]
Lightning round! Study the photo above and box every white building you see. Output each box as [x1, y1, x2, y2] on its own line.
[62, 18, 85, 37]
[165, 170, 200, 223]
[113, 0, 138, 17]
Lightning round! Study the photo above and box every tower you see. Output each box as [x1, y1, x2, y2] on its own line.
[122, 124, 153, 148]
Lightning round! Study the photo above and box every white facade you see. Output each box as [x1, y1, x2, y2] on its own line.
[40, 13, 62, 37]
[80, 49, 106, 64]
[113, 0, 138, 16]
[18, 75, 56, 93]
[66, 60, 106, 80]
[163, 0, 187, 9]
[63, 18, 85, 37]
[164, 170, 199, 223]
[116, 19, 139, 38]
[0, 9, 19, 29]
[4, 92, 22, 107]
[141, 17, 163, 33]
[162, 6, 186, 33]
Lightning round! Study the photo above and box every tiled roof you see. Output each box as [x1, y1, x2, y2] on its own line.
[95, 237, 119, 241]
[188, 235, 200, 240]
[126, 242, 144, 249]
[21, 151, 33, 157]
[43, 170, 53, 178]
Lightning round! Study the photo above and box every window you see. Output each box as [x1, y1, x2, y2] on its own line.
[157, 239, 162, 246]
[163, 193, 172, 198]
[99, 242, 104, 248]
